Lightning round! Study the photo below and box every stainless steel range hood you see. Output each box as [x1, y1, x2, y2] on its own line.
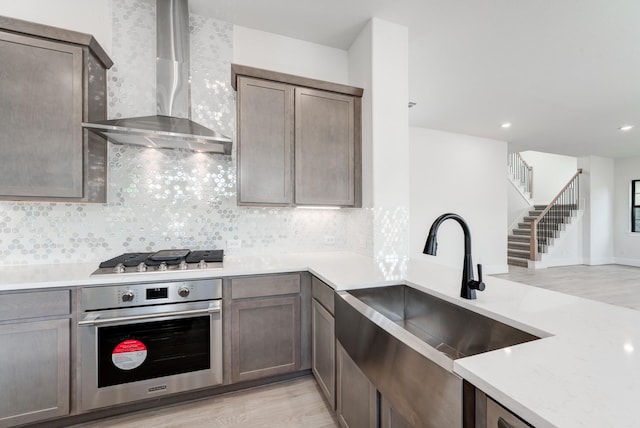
[83, 0, 232, 154]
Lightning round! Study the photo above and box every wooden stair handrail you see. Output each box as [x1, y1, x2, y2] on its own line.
[529, 168, 582, 261]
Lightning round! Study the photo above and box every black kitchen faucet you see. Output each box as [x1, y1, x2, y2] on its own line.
[423, 213, 486, 299]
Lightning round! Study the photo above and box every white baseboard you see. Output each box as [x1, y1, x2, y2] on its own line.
[531, 257, 584, 269]
[583, 257, 616, 266]
[614, 257, 640, 267]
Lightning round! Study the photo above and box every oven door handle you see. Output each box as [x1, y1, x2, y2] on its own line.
[78, 306, 220, 326]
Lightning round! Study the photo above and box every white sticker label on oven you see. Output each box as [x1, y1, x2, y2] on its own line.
[112, 339, 147, 370]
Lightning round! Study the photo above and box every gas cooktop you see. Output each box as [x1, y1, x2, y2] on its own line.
[92, 249, 224, 275]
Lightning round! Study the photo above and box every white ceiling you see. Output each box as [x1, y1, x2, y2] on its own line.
[191, 0, 640, 159]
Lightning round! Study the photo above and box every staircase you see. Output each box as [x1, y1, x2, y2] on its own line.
[508, 204, 576, 267]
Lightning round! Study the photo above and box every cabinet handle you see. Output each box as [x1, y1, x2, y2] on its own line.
[498, 417, 514, 428]
[78, 306, 220, 326]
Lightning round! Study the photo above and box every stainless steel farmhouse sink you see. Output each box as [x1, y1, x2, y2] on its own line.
[335, 285, 541, 427]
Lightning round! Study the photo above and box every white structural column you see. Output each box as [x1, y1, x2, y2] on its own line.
[578, 156, 615, 265]
[349, 18, 410, 265]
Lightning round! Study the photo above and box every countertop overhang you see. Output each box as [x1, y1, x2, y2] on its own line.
[1, 252, 638, 428]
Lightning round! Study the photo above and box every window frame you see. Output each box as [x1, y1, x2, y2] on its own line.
[632, 180, 640, 232]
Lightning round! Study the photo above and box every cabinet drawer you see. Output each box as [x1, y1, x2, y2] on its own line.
[0, 290, 70, 321]
[311, 276, 334, 315]
[231, 274, 301, 299]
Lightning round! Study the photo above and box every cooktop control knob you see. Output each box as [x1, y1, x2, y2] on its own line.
[136, 262, 147, 272]
[178, 286, 190, 298]
[198, 260, 207, 269]
[122, 290, 135, 302]
[158, 262, 168, 271]
[113, 263, 125, 274]
[179, 260, 188, 270]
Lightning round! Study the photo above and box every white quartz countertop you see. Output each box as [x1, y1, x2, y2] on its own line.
[1, 251, 638, 427]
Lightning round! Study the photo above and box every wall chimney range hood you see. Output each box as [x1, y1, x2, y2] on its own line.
[83, 0, 232, 155]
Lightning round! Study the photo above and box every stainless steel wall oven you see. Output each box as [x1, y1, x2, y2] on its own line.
[79, 279, 222, 411]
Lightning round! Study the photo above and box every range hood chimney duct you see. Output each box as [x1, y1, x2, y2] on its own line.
[83, 0, 232, 154]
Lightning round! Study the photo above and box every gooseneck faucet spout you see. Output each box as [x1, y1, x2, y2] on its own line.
[423, 213, 486, 299]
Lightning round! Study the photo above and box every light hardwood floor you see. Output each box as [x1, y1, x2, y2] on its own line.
[71, 377, 339, 428]
[493, 264, 640, 310]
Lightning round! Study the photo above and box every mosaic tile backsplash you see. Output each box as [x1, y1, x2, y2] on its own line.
[0, 0, 377, 266]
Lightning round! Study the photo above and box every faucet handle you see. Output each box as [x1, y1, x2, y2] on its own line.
[470, 264, 486, 292]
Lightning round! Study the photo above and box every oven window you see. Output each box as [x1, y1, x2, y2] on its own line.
[98, 316, 210, 388]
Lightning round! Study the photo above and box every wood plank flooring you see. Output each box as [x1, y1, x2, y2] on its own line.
[71, 376, 339, 428]
[493, 264, 640, 310]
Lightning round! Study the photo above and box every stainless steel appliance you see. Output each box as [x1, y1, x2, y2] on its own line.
[79, 278, 222, 410]
[91, 249, 224, 275]
[82, 0, 233, 154]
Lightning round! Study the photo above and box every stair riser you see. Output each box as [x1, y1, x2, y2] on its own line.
[507, 257, 529, 267]
[508, 242, 529, 250]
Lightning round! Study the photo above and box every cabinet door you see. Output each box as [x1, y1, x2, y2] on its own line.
[231, 296, 301, 383]
[0, 319, 70, 427]
[336, 341, 377, 428]
[486, 397, 532, 428]
[237, 76, 294, 205]
[0, 32, 83, 199]
[312, 299, 335, 409]
[295, 88, 356, 206]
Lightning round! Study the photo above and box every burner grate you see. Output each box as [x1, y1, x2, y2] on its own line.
[99, 253, 152, 268]
[187, 250, 224, 263]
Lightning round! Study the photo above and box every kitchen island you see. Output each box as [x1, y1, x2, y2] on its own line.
[1, 252, 638, 427]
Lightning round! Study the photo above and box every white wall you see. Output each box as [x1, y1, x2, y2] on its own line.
[578, 156, 615, 265]
[519, 151, 577, 204]
[410, 128, 508, 274]
[0, 0, 112, 54]
[347, 18, 410, 262]
[614, 156, 640, 266]
[233, 26, 349, 84]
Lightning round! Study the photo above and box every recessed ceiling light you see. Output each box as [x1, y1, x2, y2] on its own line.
[501, 123, 512, 128]
[619, 125, 634, 131]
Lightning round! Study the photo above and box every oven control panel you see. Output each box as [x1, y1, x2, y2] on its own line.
[81, 279, 222, 311]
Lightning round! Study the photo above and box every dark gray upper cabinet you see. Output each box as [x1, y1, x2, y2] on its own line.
[232, 64, 362, 207]
[0, 16, 112, 202]
[236, 77, 294, 206]
[295, 88, 356, 206]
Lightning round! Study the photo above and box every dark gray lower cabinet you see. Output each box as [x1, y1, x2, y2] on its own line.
[0, 290, 71, 427]
[312, 299, 335, 409]
[336, 340, 377, 428]
[229, 274, 304, 383]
